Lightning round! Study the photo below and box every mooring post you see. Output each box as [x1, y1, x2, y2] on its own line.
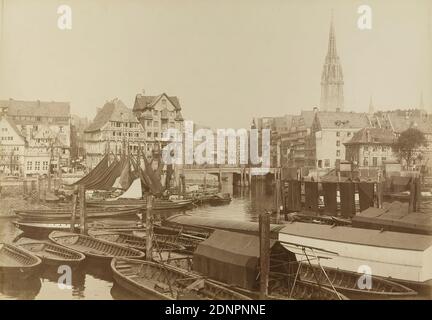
[203, 171, 207, 192]
[259, 212, 270, 300]
[70, 186, 79, 232]
[37, 175, 41, 203]
[79, 185, 87, 235]
[408, 177, 415, 213]
[145, 194, 154, 261]
[275, 169, 281, 223]
[376, 172, 383, 209]
[42, 178, 47, 204]
[415, 177, 421, 212]
[181, 174, 186, 197]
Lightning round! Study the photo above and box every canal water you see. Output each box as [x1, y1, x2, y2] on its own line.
[0, 181, 430, 300]
[0, 183, 277, 300]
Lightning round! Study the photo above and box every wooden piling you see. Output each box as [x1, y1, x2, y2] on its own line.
[79, 185, 87, 235]
[259, 212, 270, 300]
[408, 177, 416, 213]
[275, 170, 281, 223]
[181, 174, 186, 197]
[203, 171, 207, 191]
[415, 177, 421, 212]
[42, 178, 47, 204]
[37, 175, 41, 204]
[145, 194, 154, 261]
[70, 186, 79, 232]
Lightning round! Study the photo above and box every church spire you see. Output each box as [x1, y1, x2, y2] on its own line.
[327, 12, 337, 58]
[320, 13, 344, 112]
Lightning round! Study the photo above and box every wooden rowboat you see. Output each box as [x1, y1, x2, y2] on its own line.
[14, 219, 144, 239]
[297, 263, 417, 298]
[111, 258, 251, 300]
[15, 207, 140, 221]
[131, 231, 202, 253]
[87, 199, 193, 210]
[48, 231, 145, 262]
[14, 221, 80, 239]
[16, 240, 85, 267]
[87, 230, 186, 253]
[157, 257, 347, 300]
[14, 206, 142, 215]
[208, 194, 232, 206]
[0, 243, 42, 280]
[268, 272, 348, 300]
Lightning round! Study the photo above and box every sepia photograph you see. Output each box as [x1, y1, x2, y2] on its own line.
[0, 0, 431, 307]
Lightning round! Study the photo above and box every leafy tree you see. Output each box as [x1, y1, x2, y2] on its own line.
[394, 128, 427, 167]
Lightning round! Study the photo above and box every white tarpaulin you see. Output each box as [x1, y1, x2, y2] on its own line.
[112, 176, 122, 189]
[115, 178, 142, 199]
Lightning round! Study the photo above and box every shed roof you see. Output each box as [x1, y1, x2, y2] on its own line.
[345, 128, 396, 145]
[279, 222, 432, 251]
[165, 214, 284, 235]
[1, 99, 70, 117]
[316, 111, 371, 129]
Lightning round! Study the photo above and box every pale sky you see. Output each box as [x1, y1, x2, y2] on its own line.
[0, 0, 431, 128]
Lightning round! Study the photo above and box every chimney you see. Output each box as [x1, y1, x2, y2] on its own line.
[142, 89, 146, 95]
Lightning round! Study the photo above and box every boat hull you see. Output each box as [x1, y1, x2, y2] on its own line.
[16, 241, 86, 267]
[0, 243, 42, 280]
[111, 258, 251, 300]
[49, 231, 145, 263]
[297, 263, 417, 298]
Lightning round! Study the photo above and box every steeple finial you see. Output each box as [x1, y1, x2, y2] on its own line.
[327, 11, 337, 57]
[368, 96, 374, 114]
[419, 91, 425, 110]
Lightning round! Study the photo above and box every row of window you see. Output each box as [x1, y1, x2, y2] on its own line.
[12, 116, 69, 122]
[363, 157, 386, 166]
[145, 109, 176, 117]
[26, 161, 49, 171]
[0, 155, 20, 160]
[1, 136, 13, 141]
[111, 122, 140, 128]
[111, 132, 141, 137]
[336, 131, 353, 137]
[363, 146, 389, 152]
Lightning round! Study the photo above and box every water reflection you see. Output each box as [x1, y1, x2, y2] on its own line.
[1, 179, 429, 299]
[0, 276, 41, 300]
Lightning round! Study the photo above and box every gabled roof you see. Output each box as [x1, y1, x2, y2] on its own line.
[300, 111, 316, 128]
[386, 112, 432, 134]
[345, 128, 396, 145]
[1, 99, 70, 117]
[315, 111, 371, 129]
[85, 99, 138, 132]
[133, 93, 181, 112]
[0, 116, 26, 140]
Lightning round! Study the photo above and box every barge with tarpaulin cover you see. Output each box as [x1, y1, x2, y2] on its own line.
[163, 214, 285, 237]
[278, 222, 432, 290]
[191, 230, 347, 300]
